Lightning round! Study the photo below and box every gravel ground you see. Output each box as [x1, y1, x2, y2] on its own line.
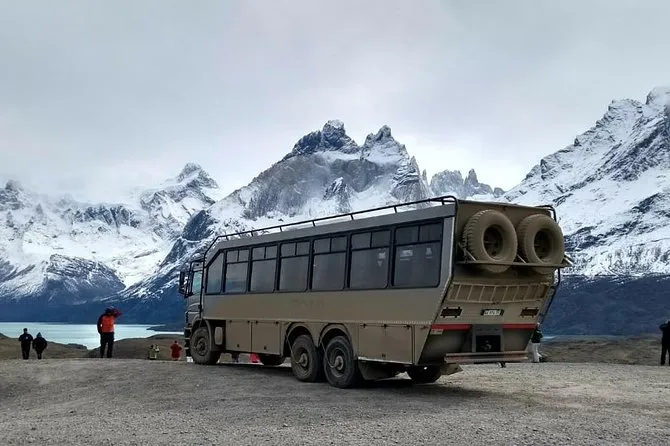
[1, 359, 669, 445]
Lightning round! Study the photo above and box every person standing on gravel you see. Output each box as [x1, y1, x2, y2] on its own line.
[660, 320, 670, 365]
[32, 332, 48, 359]
[97, 307, 122, 358]
[18, 328, 33, 360]
[170, 341, 182, 361]
[530, 323, 543, 363]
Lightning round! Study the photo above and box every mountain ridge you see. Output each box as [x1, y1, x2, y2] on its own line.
[2, 85, 670, 336]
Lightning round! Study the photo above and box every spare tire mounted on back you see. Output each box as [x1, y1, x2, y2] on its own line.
[516, 213, 565, 275]
[462, 209, 518, 274]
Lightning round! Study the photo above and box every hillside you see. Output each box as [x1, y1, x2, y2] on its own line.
[499, 85, 670, 335]
[0, 164, 223, 321]
[503, 86, 670, 276]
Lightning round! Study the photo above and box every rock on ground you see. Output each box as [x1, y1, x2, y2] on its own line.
[1, 359, 669, 445]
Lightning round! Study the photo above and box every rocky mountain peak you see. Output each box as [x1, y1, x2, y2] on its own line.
[177, 162, 203, 180]
[364, 125, 394, 146]
[174, 163, 218, 189]
[645, 85, 670, 108]
[430, 169, 504, 198]
[282, 120, 360, 161]
[0, 180, 29, 211]
[4, 180, 23, 193]
[465, 169, 478, 183]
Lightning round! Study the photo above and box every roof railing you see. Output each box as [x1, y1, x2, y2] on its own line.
[202, 195, 458, 262]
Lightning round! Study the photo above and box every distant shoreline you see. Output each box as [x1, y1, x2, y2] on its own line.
[147, 323, 183, 332]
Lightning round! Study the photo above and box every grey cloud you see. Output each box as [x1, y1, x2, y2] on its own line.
[1, 0, 669, 201]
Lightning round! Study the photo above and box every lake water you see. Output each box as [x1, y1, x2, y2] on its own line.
[0, 322, 182, 349]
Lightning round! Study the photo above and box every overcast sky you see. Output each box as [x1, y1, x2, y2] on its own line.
[1, 0, 669, 202]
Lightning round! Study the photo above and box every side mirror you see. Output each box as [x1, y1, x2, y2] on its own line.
[178, 271, 186, 294]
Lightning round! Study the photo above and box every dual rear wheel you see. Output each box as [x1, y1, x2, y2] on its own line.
[290, 334, 361, 388]
[290, 334, 441, 388]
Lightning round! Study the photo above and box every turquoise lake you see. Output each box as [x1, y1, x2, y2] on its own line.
[0, 322, 181, 349]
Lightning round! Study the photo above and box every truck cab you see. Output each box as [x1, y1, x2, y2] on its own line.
[178, 260, 203, 358]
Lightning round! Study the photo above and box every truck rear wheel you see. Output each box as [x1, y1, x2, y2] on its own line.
[290, 335, 322, 382]
[516, 214, 565, 274]
[190, 326, 221, 365]
[258, 354, 285, 366]
[407, 365, 442, 384]
[462, 209, 518, 273]
[323, 336, 362, 389]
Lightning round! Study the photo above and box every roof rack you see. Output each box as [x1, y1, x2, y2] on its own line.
[202, 195, 458, 260]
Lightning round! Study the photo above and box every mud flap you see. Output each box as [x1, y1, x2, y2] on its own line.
[440, 363, 463, 376]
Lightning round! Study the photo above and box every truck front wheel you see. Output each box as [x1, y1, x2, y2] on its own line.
[190, 326, 221, 365]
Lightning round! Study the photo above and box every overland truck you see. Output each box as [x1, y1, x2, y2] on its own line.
[178, 196, 571, 388]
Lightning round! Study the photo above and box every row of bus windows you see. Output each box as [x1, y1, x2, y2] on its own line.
[204, 222, 443, 294]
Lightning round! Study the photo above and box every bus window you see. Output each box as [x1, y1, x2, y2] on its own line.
[393, 242, 441, 287]
[312, 236, 347, 290]
[224, 249, 248, 293]
[205, 252, 224, 294]
[350, 247, 388, 289]
[312, 252, 346, 290]
[191, 270, 203, 295]
[279, 242, 309, 291]
[250, 245, 277, 292]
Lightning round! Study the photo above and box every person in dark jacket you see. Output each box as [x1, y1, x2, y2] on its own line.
[32, 332, 48, 359]
[18, 328, 33, 360]
[530, 323, 543, 363]
[660, 320, 670, 366]
[97, 306, 122, 358]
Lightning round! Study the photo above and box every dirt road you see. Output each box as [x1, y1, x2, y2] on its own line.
[1, 359, 669, 445]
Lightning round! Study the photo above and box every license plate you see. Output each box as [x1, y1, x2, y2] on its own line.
[482, 309, 503, 316]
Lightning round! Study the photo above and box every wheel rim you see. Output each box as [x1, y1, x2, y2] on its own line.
[483, 226, 504, 258]
[194, 337, 207, 356]
[294, 348, 310, 373]
[534, 230, 552, 260]
[328, 347, 347, 378]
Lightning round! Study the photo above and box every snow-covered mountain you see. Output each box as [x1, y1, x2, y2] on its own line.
[117, 121, 499, 314]
[502, 85, 670, 276]
[0, 163, 223, 310]
[430, 168, 505, 199]
[3, 82, 670, 335]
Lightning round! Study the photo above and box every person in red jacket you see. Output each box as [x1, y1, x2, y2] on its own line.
[97, 307, 122, 358]
[170, 340, 183, 361]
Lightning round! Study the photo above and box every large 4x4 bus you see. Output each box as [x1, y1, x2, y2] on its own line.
[178, 196, 571, 388]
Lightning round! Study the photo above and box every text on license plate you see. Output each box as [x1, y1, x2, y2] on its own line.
[482, 309, 502, 316]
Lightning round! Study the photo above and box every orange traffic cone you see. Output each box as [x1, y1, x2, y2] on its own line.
[250, 353, 260, 363]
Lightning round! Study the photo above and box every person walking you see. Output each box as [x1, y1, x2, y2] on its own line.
[32, 332, 48, 359]
[660, 319, 670, 366]
[18, 328, 33, 360]
[97, 306, 122, 358]
[170, 341, 183, 361]
[530, 323, 543, 363]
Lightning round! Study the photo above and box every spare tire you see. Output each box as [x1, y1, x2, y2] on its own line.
[516, 214, 565, 275]
[462, 209, 518, 274]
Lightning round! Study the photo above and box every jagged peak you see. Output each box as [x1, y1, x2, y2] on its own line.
[177, 162, 204, 181]
[4, 180, 23, 192]
[465, 169, 479, 184]
[282, 120, 359, 161]
[645, 85, 670, 107]
[364, 125, 394, 146]
[323, 119, 344, 131]
[171, 162, 218, 190]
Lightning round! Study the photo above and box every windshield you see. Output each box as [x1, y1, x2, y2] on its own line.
[190, 270, 203, 295]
